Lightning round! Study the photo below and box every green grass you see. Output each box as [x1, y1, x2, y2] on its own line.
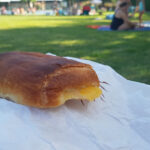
[0, 14, 150, 84]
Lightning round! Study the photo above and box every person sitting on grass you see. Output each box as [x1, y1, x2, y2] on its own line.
[111, 2, 137, 30]
[116, 0, 131, 12]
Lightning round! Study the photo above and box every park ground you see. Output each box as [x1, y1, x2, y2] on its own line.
[0, 13, 150, 84]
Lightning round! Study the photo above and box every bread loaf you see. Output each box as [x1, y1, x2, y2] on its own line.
[0, 52, 102, 108]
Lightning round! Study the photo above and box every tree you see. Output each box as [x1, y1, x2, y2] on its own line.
[22, 0, 37, 8]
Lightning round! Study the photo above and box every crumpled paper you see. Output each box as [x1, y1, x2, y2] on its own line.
[0, 55, 150, 150]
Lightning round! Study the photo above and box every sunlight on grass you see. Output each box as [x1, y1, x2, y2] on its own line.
[0, 15, 112, 30]
[0, 16, 86, 29]
[81, 56, 97, 61]
[100, 50, 112, 55]
[123, 34, 136, 39]
[0, 44, 12, 48]
[45, 40, 86, 46]
[92, 18, 111, 24]
[92, 50, 112, 57]
[0, 20, 74, 29]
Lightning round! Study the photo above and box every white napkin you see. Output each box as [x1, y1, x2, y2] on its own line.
[0, 55, 150, 150]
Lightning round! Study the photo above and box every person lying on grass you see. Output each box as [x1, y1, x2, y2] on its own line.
[111, 2, 137, 30]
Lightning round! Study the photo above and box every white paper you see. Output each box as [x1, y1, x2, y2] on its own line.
[0, 55, 150, 150]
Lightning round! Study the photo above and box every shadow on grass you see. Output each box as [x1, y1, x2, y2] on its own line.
[0, 24, 150, 84]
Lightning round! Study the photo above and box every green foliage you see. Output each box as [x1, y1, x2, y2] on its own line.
[0, 14, 150, 84]
[102, 0, 117, 3]
[111, 0, 117, 3]
[145, 0, 150, 11]
[21, 0, 36, 3]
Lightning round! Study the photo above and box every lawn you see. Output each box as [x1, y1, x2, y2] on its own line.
[0, 14, 150, 84]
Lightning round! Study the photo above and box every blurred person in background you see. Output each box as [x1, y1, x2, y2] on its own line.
[116, 0, 131, 13]
[138, 0, 145, 25]
[1, 6, 6, 15]
[82, 4, 91, 15]
[111, 1, 136, 30]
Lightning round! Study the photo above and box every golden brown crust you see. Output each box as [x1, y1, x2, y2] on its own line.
[0, 52, 100, 108]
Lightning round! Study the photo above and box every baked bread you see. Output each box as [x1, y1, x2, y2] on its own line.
[0, 52, 102, 108]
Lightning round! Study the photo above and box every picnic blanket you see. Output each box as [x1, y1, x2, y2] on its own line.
[87, 25, 101, 29]
[87, 25, 150, 31]
[98, 26, 150, 31]
[1, 54, 150, 150]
